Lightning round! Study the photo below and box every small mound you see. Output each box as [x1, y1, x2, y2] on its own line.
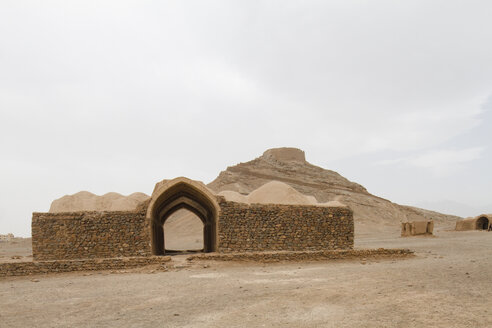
[218, 190, 248, 203]
[319, 200, 348, 207]
[102, 192, 123, 198]
[49, 191, 150, 212]
[72, 191, 95, 197]
[247, 181, 313, 205]
[128, 192, 151, 202]
[305, 195, 319, 205]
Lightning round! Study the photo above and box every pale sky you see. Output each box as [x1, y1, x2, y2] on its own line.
[1, 1, 491, 236]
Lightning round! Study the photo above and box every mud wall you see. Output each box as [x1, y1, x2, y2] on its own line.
[217, 198, 354, 252]
[456, 215, 491, 231]
[455, 219, 477, 231]
[32, 210, 151, 261]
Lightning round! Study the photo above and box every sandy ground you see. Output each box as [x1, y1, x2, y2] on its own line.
[1, 230, 491, 327]
[0, 238, 32, 263]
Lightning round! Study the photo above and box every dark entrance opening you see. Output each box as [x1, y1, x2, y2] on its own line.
[476, 217, 489, 230]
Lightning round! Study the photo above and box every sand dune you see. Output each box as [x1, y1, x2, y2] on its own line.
[218, 181, 345, 207]
[247, 181, 315, 205]
[217, 190, 248, 203]
[49, 191, 149, 212]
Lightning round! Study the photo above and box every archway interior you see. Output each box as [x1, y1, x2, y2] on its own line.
[150, 182, 217, 255]
[163, 208, 204, 252]
[477, 217, 489, 230]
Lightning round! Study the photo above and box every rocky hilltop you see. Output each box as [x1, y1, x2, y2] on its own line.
[209, 148, 368, 197]
[208, 147, 461, 233]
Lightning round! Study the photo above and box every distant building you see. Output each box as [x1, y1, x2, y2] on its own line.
[0, 233, 14, 242]
[401, 221, 434, 237]
[456, 215, 491, 231]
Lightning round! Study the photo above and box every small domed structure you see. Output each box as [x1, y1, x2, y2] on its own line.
[455, 214, 491, 231]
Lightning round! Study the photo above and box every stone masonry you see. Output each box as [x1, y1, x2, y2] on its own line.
[0, 256, 171, 277]
[31, 178, 354, 261]
[217, 197, 353, 252]
[32, 211, 151, 261]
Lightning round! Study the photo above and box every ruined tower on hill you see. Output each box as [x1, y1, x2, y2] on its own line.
[207, 147, 460, 232]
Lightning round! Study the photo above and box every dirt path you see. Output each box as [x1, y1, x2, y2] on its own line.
[1, 231, 491, 327]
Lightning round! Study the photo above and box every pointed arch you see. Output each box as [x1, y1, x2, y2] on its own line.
[476, 216, 490, 230]
[146, 177, 219, 255]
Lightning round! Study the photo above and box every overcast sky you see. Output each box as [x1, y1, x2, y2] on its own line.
[1, 1, 491, 236]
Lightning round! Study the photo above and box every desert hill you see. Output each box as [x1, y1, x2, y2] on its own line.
[159, 147, 463, 242]
[219, 181, 316, 206]
[49, 147, 462, 240]
[208, 148, 462, 233]
[49, 191, 150, 212]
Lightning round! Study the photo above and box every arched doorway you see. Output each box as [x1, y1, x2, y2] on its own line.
[476, 216, 489, 230]
[146, 177, 219, 255]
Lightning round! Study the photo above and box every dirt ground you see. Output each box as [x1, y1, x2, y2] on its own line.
[1, 230, 491, 328]
[0, 238, 32, 263]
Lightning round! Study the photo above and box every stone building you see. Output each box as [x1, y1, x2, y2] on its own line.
[31, 177, 354, 261]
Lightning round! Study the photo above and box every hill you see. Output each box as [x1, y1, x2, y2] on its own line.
[49, 147, 462, 240]
[207, 148, 461, 234]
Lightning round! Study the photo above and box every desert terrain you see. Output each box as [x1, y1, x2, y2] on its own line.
[1, 229, 491, 328]
[1, 147, 489, 327]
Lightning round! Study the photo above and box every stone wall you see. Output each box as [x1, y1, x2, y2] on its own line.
[32, 210, 151, 261]
[0, 249, 413, 277]
[189, 248, 412, 263]
[217, 198, 353, 252]
[0, 256, 170, 277]
[31, 198, 354, 261]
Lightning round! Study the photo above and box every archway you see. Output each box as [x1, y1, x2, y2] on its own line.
[476, 216, 489, 230]
[146, 177, 219, 255]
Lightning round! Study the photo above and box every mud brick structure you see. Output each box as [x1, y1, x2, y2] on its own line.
[32, 177, 354, 261]
[455, 214, 491, 231]
[401, 220, 434, 237]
